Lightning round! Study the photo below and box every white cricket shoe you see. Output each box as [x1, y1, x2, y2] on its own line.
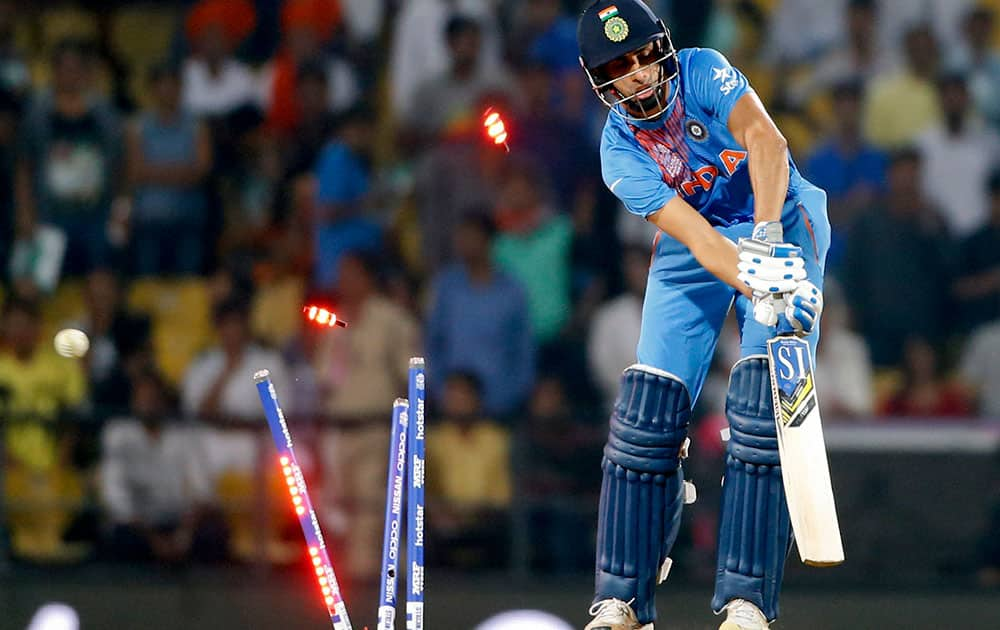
[719, 599, 769, 630]
[584, 599, 653, 630]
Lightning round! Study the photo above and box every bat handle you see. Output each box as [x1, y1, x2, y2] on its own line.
[773, 297, 795, 336]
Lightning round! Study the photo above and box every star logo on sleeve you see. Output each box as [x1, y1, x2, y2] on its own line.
[712, 67, 739, 95]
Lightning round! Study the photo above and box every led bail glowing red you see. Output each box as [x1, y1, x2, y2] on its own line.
[303, 305, 348, 328]
[483, 108, 510, 152]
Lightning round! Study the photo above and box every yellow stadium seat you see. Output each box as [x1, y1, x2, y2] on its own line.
[109, 6, 178, 68]
[252, 275, 306, 348]
[127, 277, 214, 384]
[38, 6, 99, 53]
[109, 6, 180, 107]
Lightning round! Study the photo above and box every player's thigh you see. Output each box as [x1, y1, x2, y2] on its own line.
[637, 235, 735, 403]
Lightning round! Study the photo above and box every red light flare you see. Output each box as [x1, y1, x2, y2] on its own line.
[303, 305, 348, 328]
[483, 108, 510, 152]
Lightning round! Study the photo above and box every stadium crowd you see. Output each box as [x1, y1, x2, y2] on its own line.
[0, 0, 998, 589]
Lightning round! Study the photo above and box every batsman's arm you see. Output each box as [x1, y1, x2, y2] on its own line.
[728, 91, 789, 225]
[647, 197, 752, 299]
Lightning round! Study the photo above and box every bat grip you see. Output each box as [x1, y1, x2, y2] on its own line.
[773, 297, 795, 336]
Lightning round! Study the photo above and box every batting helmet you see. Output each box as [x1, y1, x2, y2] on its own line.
[577, 0, 678, 120]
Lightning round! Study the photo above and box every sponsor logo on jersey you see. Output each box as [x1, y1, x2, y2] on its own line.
[685, 119, 708, 142]
[712, 66, 739, 95]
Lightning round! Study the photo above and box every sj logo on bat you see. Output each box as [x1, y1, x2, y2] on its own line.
[768, 338, 816, 428]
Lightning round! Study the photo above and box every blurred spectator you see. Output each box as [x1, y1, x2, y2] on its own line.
[182, 295, 288, 421]
[277, 61, 340, 182]
[949, 6, 1000, 129]
[64, 268, 151, 414]
[0, 0, 29, 96]
[405, 14, 511, 142]
[181, 0, 258, 118]
[876, 0, 977, 69]
[815, 279, 874, 418]
[259, 0, 358, 134]
[312, 105, 380, 289]
[508, 0, 590, 123]
[412, 125, 507, 272]
[312, 253, 420, 410]
[493, 161, 573, 345]
[917, 72, 1000, 238]
[426, 212, 534, 417]
[426, 371, 512, 570]
[0, 294, 87, 561]
[881, 338, 972, 418]
[842, 148, 950, 367]
[953, 170, 1000, 330]
[959, 319, 1000, 418]
[279, 310, 325, 419]
[805, 79, 886, 268]
[100, 369, 224, 563]
[793, 0, 887, 103]
[512, 0, 577, 74]
[15, 39, 123, 276]
[125, 61, 213, 276]
[180, 294, 289, 560]
[514, 61, 599, 211]
[389, 0, 504, 119]
[213, 106, 277, 260]
[520, 376, 598, 572]
[864, 24, 942, 149]
[313, 251, 419, 582]
[766, 0, 847, 64]
[587, 246, 647, 409]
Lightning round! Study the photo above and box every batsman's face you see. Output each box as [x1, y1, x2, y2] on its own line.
[606, 43, 663, 105]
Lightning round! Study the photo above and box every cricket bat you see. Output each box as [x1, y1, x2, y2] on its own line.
[766, 329, 844, 566]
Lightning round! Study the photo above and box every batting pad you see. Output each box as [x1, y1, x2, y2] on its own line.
[594, 366, 691, 625]
[712, 357, 792, 622]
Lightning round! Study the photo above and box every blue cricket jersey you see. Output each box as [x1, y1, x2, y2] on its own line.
[600, 47, 807, 227]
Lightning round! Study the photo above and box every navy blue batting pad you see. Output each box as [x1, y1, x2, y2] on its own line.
[594, 367, 691, 624]
[712, 357, 792, 622]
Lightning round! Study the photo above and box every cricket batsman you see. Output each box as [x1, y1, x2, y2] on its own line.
[577, 1, 830, 629]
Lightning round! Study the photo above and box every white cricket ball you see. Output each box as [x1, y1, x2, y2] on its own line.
[54, 328, 90, 358]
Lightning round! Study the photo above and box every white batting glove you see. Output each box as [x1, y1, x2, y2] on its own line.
[737, 239, 807, 296]
[752, 293, 780, 327]
[784, 280, 823, 336]
[738, 222, 807, 329]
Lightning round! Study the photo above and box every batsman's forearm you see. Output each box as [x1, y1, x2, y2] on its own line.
[746, 126, 789, 224]
[690, 234, 753, 299]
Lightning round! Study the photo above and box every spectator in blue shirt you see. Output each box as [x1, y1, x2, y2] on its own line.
[805, 79, 887, 268]
[525, 0, 579, 74]
[126, 61, 213, 276]
[426, 211, 535, 418]
[312, 105, 381, 288]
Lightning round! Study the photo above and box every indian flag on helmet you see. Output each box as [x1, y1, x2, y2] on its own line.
[598, 5, 619, 21]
